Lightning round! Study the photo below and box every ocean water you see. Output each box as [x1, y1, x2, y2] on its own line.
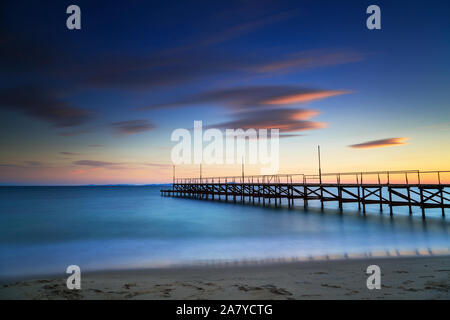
[0, 186, 449, 281]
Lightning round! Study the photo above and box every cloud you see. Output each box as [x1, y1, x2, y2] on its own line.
[0, 161, 47, 168]
[0, 86, 92, 127]
[176, 11, 297, 51]
[110, 120, 155, 135]
[209, 108, 326, 133]
[254, 49, 363, 73]
[60, 152, 79, 156]
[263, 90, 351, 105]
[57, 130, 91, 137]
[279, 134, 305, 139]
[73, 47, 362, 90]
[349, 138, 409, 149]
[145, 163, 171, 168]
[141, 86, 350, 111]
[73, 160, 120, 167]
[23, 161, 44, 167]
[1, 29, 361, 93]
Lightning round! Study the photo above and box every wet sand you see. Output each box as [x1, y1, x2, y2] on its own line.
[1, 256, 449, 300]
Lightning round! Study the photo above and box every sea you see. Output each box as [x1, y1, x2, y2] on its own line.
[0, 186, 448, 282]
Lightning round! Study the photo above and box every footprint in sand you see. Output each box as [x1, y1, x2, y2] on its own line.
[321, 283, 341, 289]
[235, 284, 293, 296]
[425, 281, 449, 292]
[123, 283, 137, 290]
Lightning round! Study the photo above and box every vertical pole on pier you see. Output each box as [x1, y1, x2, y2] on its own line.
[172, 165, 175, 191]
[318, 146, 324, 209]
[241, 157, 244, 203]
[242, 157, 244, 182]
[199, 164, 203, 199]
[318, 146, 322, 183]
[356, 174, 361, 211]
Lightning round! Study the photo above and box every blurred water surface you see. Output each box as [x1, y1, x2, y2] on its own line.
[0, 186, 448, 280]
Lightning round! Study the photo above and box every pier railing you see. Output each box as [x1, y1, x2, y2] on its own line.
[173, 170, 450, 186]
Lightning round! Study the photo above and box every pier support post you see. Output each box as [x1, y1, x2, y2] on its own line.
[407, 186, 412, 214]
[362, 187, 366, 214]
[303, 185, 308, 208]
[288, 185, 292, 208]
[419, 187, 425, 219]
[388, 187, 393, 216]
[357, 186, 361, 211]
[379, 187, 383, 212]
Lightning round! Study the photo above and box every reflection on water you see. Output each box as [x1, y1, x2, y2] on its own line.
[0, 186, 448, 281]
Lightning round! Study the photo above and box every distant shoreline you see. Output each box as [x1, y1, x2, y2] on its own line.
[0, 184, 171, 187]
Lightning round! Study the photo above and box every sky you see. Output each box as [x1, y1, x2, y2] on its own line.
[0, 0, 449, 185]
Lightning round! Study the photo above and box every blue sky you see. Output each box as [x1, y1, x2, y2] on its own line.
[0, 0, 449, 184]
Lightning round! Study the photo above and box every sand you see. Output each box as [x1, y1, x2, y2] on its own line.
[1, 256, 449, 300]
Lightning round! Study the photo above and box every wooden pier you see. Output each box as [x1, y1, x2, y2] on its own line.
[161, 170, 450, 219]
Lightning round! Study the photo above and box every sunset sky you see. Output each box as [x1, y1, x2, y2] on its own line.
[1, 0, 449, 185]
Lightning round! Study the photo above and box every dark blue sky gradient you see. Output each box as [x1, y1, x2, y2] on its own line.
[0, 0, 449, 184]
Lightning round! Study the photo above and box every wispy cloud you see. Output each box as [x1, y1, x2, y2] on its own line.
[169, 11, 297, 53]
[60, 152, 80, 156]
[57, 130, 91, 137]
[23, 161, 44, 167]
[78, 49, 361, 90]
[0, 161, 48, 168]
[141, 85, 350, 111]
[110, 120, 155, 135]
[254, 49, 363, 73]
[349, 137, 409, 149]
[209, 109, 326, 133]
[263, 90, 351, 105]
[0, 86, 92, 127]
[73, 160, 120, 167]
[145, 163, 171, 168]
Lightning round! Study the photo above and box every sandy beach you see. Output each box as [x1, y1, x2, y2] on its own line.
[1, 255, 448, 300]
